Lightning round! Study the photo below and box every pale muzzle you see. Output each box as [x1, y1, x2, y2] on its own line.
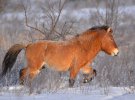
[111, 48, 119, 56]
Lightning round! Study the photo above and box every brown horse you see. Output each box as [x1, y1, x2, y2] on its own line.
[1, 25, 119, 87]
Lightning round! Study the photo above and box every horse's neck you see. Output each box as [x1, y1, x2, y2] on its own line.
[87, 40, 101, 62]
[78, 33, 101, 62]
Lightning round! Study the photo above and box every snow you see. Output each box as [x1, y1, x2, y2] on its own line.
[0, 86, 135, 100]
[112, 94, 135, 100]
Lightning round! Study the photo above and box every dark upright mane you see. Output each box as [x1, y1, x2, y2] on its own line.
[90, 25, 109, 31]
[74, 25, 109, 38]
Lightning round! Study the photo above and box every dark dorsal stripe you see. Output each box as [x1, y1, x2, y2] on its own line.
[90, 25, 109, 31]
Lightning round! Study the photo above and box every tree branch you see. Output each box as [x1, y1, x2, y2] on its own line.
[22, 4, 46, 36]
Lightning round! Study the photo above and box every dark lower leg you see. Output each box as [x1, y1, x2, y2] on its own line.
[69, 79, 75, 87]
[19, 68, 26, 85]
[83, 69, 97, 83]
[19, 68, 37, 85]
[93, 69, 97, 76]
[83, 74, 92, 83]
[69, 68, 80, 87]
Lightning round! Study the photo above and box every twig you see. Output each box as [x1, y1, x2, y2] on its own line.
[22, 4, 46, 36]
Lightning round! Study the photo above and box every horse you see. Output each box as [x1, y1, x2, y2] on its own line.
[1, 25, 119, 87]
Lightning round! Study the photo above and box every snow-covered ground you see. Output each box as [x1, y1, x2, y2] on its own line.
[0, 85, 135, 100]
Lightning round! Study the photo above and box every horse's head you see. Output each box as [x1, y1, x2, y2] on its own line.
[101, 27, 119, 56]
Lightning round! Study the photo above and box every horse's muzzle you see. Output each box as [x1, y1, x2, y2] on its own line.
[111, 48, 119, 56]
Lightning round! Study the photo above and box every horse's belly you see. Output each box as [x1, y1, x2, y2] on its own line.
[44, 42, 75, 71]
[45, 61, 70, 72]
[45, 54, 72, 71]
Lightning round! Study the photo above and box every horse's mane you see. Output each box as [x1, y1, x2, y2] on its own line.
[74, 25, 109, 38]
[89, 25, 109, 31]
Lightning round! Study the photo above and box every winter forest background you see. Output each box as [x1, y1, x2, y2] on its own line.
[0, 0, 135, 94]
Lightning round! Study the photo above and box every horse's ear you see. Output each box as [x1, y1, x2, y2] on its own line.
[107, 27, 113, 33]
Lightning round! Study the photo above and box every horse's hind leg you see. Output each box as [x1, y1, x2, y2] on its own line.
[19, 67, 27, 85]
[81, 65, 96, 83]
[19, 67, 40, 85]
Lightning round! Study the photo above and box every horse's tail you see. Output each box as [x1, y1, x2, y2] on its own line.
[1, 44, 26, 77]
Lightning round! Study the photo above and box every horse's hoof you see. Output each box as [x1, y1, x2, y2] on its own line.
[93, 69, 97, 76]
[83, 79, 88, 83]
[19, 80, 24, 85]
[69, 79, 75, 87]
[83, 78, 92, 83]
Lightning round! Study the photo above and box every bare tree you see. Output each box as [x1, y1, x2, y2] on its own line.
[22, 0, 76, 40]
[91, 0, 120, 33]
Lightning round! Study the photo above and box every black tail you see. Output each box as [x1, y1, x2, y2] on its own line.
[1, 44, 26, 77]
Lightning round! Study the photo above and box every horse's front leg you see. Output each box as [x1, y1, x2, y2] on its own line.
[69, 66, 80, 87]
[81, 65, 96, 83]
